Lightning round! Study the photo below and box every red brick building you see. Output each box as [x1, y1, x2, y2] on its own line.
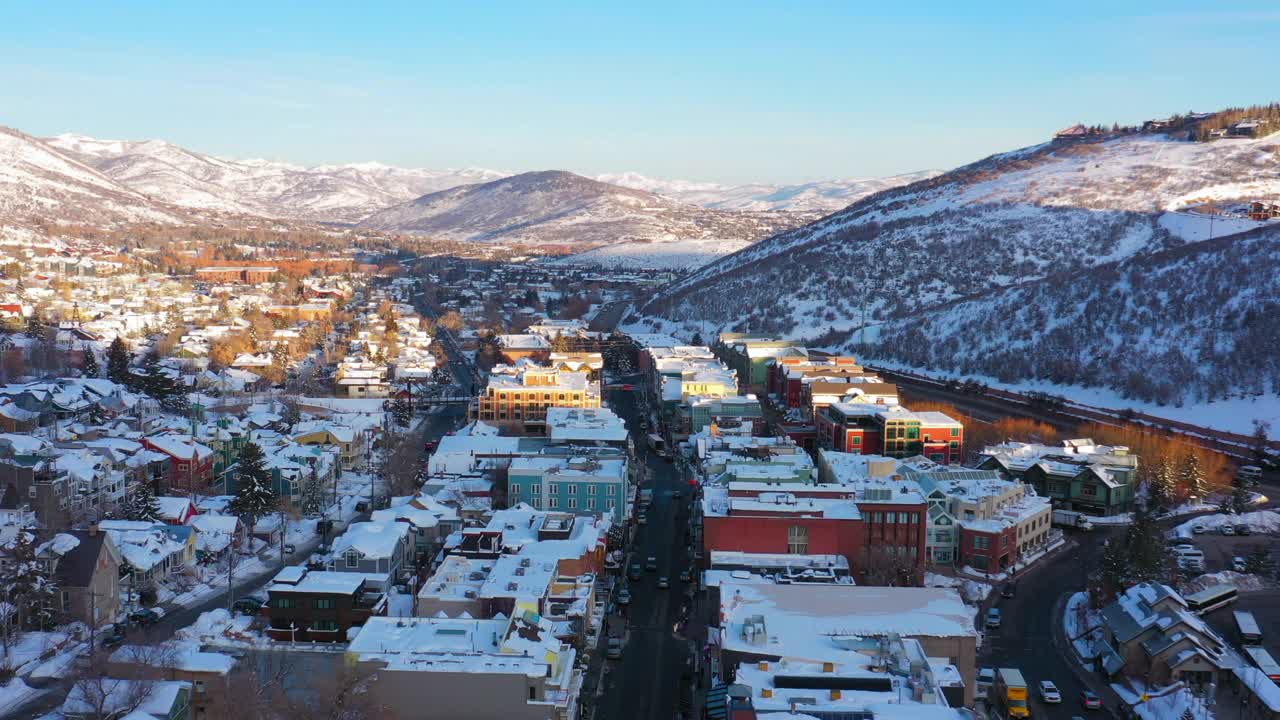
[700, 482, 926, 586]
[957, 522, 1018, 574]
[815, 403, 963, 465]
[141, 434, 216, 495]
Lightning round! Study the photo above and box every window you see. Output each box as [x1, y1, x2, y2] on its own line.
[567, 498, 578, 509]
[1001, 535, 1009, 548]
[950, 428, 960, 437]
[886, 513, 896, 524]
[787, 526, 809, 554]
[964, 510, 975, 521]
[178, 463, 189, 472]
[274, 597, 296, 609]
[544, 393, 552, 401]
[950, 441, 959, 449]
[898, 512, 908, 524]
[872, 512, 883, 523]
[906, 426, 920, 440]
[1083, 484, 1098, 497]
[548, 485, 558, 494]
[530, 484, 540, 494]
[567, 485, 577, 495]
[974, 536, 990, 550]
[587, 499, 596, 510]
[588, 485, 597, 495]
[510, 486, 520, 498]
[607, 485, 616, 496]
[850, 436, 861, 446]
[314, 598, 336, 610]
[313, 620, 339, 631]
[194, 680, 206, 694]
[345, 551, 359, 568]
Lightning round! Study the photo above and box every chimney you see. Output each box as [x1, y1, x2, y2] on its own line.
[823, 661, 835, 673]
[830, 689, 842, 700]
[758, 660, 769, 671]
[761, 688, 773, 698]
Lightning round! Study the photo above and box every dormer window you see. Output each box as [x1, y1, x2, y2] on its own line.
[345, 550, 359, 568]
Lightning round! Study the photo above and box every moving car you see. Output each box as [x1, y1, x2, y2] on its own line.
[1233, 556, 1248, 573]
[637, 513, 648, 525]
[1079, 689, 1102, 709]
[679, 569, 692, 583]
[628, 564, 642, 580]
[617, 587, 631, 605]
[657, 576, 670, 589]
[1221, 524, 1236, 536]
[1192, 523, 1207, 534]
[1039, 680, 1061, 703]
[1001, 583, 1017, 599]
[606, 637, 623, 659]
[645, 556, 658, 571]
[985, 608, 1002, 629]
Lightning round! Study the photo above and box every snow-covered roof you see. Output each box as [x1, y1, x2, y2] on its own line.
[331, 521, 408, 561]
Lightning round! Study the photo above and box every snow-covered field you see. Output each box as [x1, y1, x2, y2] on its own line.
[1172, 510, 1280, 538]
[547, 238, 754, 270]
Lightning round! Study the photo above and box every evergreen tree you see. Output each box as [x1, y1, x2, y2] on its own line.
[229, 441, 277, 535]
[690, 331, 704, 347]
[87, 402, 108, 426]
[1229, 475, 1253, 514]
[124, 480, 162, 522]
[1251, 420, 1273, 470]
[1094, 537, 1129, 606]
[81, 343, 100, 378]
[1141, 462, 1170, 512]
[390, 395, 413, 429]
[302, 466, 325, 517]
[3, 529, 59, 630]
[106, 337, 131, 385]
[1125, 499, 1172, 585]
[430, 363, 452, 386]
[1176, 450, 1206, 501]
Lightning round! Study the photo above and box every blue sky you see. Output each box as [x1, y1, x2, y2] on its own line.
[2, 2, 1277, 184]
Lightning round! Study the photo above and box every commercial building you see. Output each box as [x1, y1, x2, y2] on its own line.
[816, 403, 964, 465]
[471, 365, 600, 433]
[977, 439, 1138, 516]
[264, 566, 387, 642]
[507, 455, 628, 524]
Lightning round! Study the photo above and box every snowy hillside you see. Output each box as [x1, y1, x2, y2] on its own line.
[635, 130, 1280, 404]
[872, 225, 1280, 406]
[544, 238, 755, 270]
[598, 170, 940, 213]
[46, 133, 506, 224]
[357, 170, 804, 247]
[0, 127, 183, 228]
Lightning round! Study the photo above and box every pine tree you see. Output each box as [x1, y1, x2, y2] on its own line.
[124, 480, 162, 522]
[1094, 537, 1129, 606]
[87, 402, 108, 426]
[1251, 420, 1273, 470]
[106, 337, 131, 385]
[81, 343, 100, 378]
[690, 331, 704, 347]
[4, 529, 58, 630]
[1176, 450, 1206, 501]
[229, 441, 277, 535]
[430, 364, 452, 386]
[1229, 474, 1253, 514]
[302, 466, 324, 517]
[390, 395, 412, 429]
[1125, 499, 1172, 585]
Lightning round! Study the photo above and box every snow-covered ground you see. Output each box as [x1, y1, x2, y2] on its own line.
[1172, 510, 1280, 538]
[1063, 591, 1103, 660]
[547, 238, 755, 270]
[924, 572, 992, 605]
[1185, 570, 1276, 594]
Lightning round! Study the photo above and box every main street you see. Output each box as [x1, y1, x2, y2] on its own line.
[594, 382, 695, 720]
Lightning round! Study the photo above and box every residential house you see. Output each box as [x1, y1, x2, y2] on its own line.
[1096, 582, 1239, 687]
[264, 566, 386, 642]
[61, 679, 192, 720]
[36, 529, 121, 627]
[330, 521, 413, 590]
[140, 435, 216, 496]
[107, 644, 236, 720]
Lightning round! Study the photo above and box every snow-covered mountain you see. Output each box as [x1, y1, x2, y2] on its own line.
[46, 133, 506, 224]
[0, 127, 183, 228]
[358, 170, 805, 247]
[635, 130, 1280, 403]
[597, 170, 941, 213]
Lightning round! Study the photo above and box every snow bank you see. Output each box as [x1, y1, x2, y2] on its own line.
[925, 572, 992, 604]
[1173, 510, 1280, 538]
[1184, 570, 1276, 594]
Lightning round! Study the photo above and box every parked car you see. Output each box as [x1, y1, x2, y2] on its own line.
[657, 576, 670, 589]
[637, 513, 648, 525]
[617, 587, 631, 605]
[1192, 523, 1207, 534]
[100, 623, 127, 648]
[985, 608, 1002, 629]
[976, 668, 996, 700]
[283, 543, 296, 555]
[645, 556, 658, 571]
[679, 569, 692, 583]
[128, 608, 164, 626]
[1233, 556, 1249, 573]
[1001, 583, 1017, 599]
[233, 597, 265, 615]
[606, 637, 623, 660]
[1079, 689, 1102, 709]
[1171, 538, 1196, 547]
[1236, 524, 1252, 536]
[1039, 680, 1062, 703]
[1221, 524, 1236, 536]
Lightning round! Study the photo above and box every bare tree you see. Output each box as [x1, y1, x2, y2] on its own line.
[381, 431, 423, 499]
[280, 663, 390, 720]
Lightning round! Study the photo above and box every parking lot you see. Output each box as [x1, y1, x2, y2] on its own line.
[1182, 530, 1278, 573]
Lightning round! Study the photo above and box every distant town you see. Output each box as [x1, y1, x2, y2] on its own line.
[0, 233, 1272, 720]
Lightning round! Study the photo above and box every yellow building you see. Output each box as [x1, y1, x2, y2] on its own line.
[472, 366, 600, 431]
